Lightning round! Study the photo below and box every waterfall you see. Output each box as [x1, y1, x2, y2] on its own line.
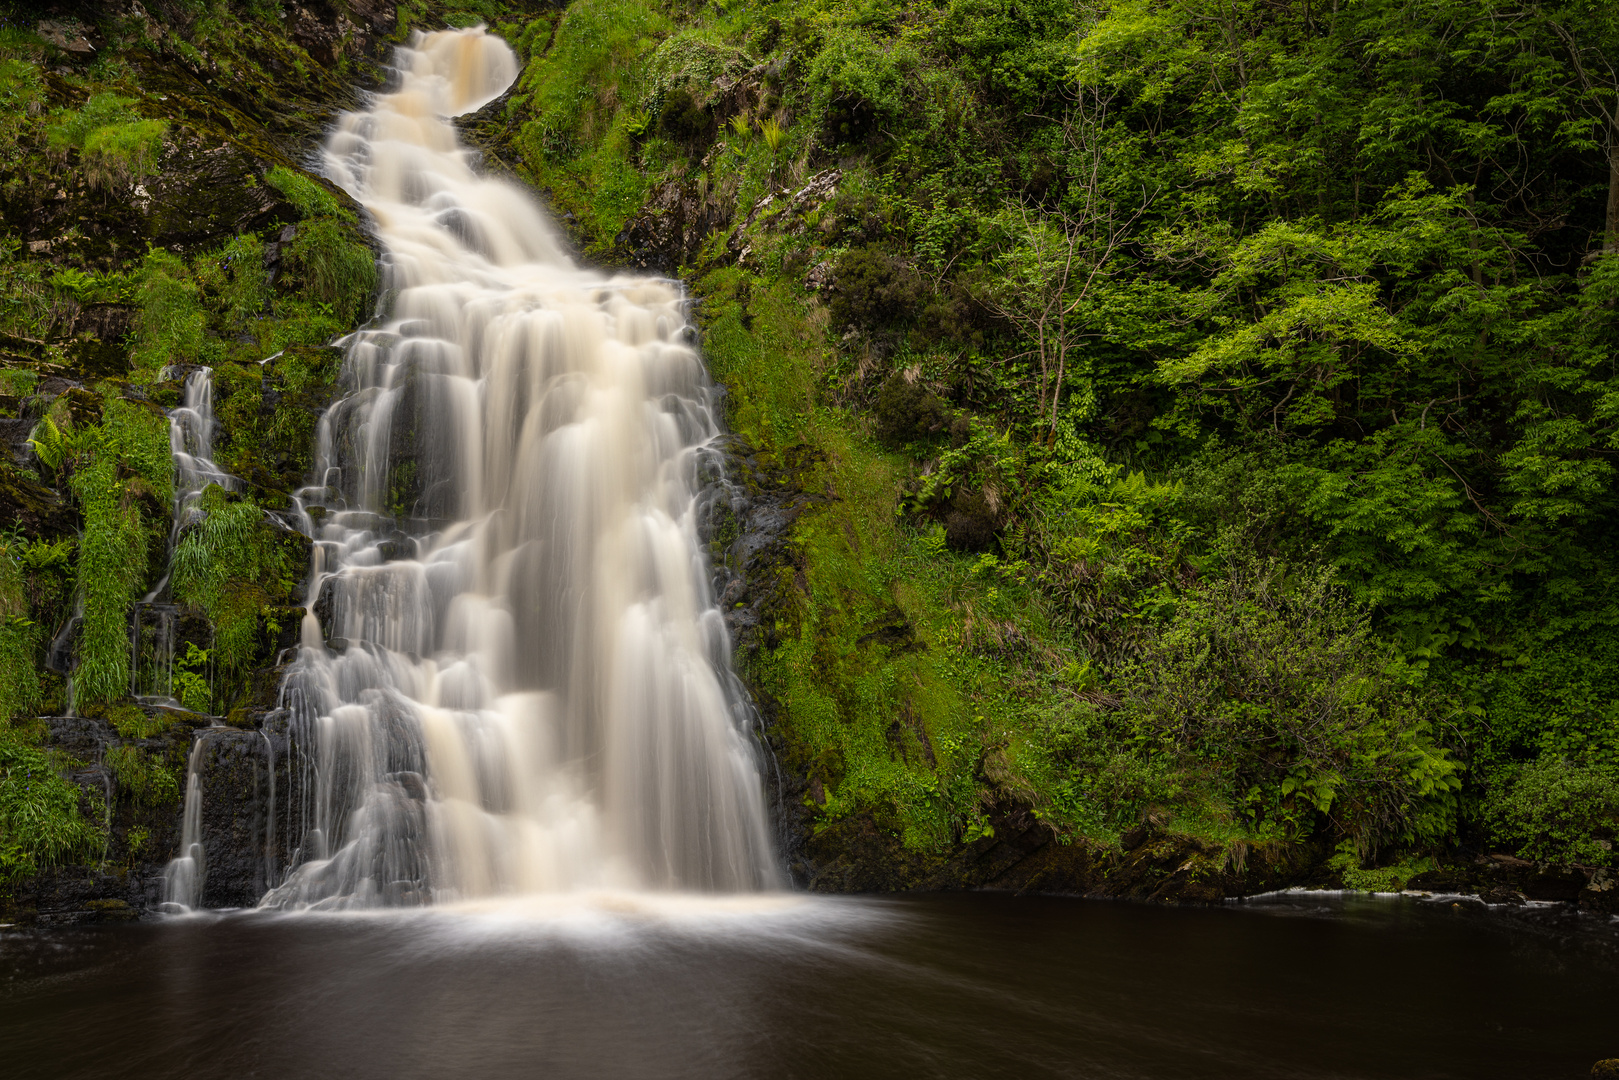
[134, 367, 232, 706]
[252, 26, 778, 909]
[154, 369, 236, 909]
[162, 736, 208, 910]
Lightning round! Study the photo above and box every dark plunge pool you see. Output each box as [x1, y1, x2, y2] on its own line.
[2, 891, 1615, 1079]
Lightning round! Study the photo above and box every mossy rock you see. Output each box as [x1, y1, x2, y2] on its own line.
[0, 465, 77, 539]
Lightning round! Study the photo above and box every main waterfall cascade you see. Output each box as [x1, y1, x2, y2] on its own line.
[222, 27, 780, 909]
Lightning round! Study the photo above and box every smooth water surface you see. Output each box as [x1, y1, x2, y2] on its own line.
[3, 892, 1614, 1079]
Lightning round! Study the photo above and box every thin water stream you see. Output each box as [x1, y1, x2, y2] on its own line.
[133, 365, 234, 707]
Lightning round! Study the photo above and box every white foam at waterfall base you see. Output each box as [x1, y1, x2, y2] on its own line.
[239, 26, 779, 910]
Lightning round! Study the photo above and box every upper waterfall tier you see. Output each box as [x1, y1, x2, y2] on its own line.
[259, 26, 778, 909]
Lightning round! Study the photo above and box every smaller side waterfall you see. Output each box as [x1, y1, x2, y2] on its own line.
[133, 367, 233, 706]
[161, 736, 208, 910]
[167, 366, 236, 517]
[153, 367, 239, 910]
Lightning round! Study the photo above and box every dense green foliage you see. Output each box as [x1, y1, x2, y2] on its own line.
[493, 0, 1619, 874]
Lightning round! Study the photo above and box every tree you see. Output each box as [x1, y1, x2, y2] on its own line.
[1547, 1, 1619, 253]
[986, 81, 1152, 440]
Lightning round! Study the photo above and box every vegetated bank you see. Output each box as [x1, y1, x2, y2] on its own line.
[1, 0, 1616, 920]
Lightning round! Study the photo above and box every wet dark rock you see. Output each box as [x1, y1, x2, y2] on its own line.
[313, 575, 337, 638]
[1, 709, 203, 924]
[701, 438, 830, 660]
[190, 726, 292, 908]
[454, 83, 525, 178]
[286, 0, 398, 67]
[617, 179, 731, 274]
[1578, 869, 1619, 914]
[0, 700, 317, 923]
[1479, 886, 1529, 905]
[1524, 867, 1587, 903]
[1406, 869, 1466, 892]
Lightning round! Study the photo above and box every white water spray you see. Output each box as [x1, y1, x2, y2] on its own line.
[252, 27, 777, 909]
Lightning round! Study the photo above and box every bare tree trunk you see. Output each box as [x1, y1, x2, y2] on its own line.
[1607, 122, 1619, 252]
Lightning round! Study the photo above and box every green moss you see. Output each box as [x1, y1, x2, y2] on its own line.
[46, 92, 168, 191]
[265, 165, 354, 223]
[105, 702, 172, 740]
[1329, 850, 1436, 893]
[511, 0, 671, 246]
[699, 270, 1030, 850]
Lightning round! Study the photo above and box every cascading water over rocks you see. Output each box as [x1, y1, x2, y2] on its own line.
[135, 367, 233, 707]
[234, 27, 777, 908]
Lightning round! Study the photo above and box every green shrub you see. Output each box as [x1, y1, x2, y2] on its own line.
[807, 28, 917, 144]
[283, 218, 376, 325]
[0, 740, 103, 879]
[1116, 559, 1461, 855]
[175, 643, 212, 715]
[56, 393, 171, 708]
[1489, 759, 1619, 868]
[130, 247, 211, 373]
[71, 456, 152, 706]
[195, 233, 270, 332]
[0, 538, 42, 722]
[172, 488, 296, 705]
[873, 372, 948, 445]
[830, 245, 918, 330]
[1474, 631, 1619, 777]
[266, 165, 376, 326]
[639, 34, 745, 114]
[657, 86, 709, 142]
